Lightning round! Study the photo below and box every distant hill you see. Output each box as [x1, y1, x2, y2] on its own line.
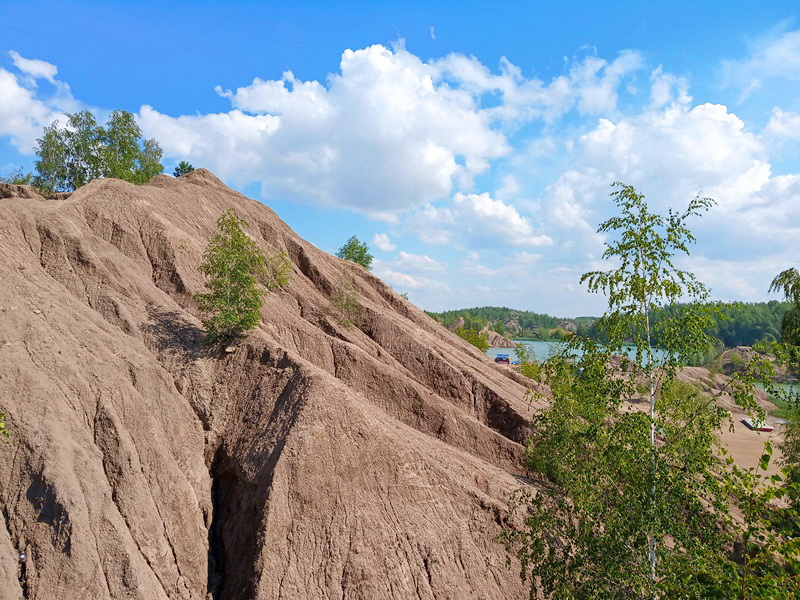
[693, 301, 790, 347]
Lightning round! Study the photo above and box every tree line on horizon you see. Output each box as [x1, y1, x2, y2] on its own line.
[428, 300, 793, 350]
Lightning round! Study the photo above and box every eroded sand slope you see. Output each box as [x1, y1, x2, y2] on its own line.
[0, 171, 535, 599]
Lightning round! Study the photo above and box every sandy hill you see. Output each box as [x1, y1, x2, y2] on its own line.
[0, 171, 538, 599]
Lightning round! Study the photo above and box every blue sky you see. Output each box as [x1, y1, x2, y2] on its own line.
[2, 1, 799, 315]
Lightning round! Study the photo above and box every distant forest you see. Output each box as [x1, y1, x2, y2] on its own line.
[427, 306, 597, 341]
[427, 300, 792, 347]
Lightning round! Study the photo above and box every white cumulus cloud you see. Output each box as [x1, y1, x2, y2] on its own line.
[394, 251, 446, 272]
[765, 107, 800, 141]
[372, 259, 450, 292]
[140, 43, 510, 216]
[533, 96, 800, 302]
[0, 71, 61, 153]
[9, 50, 58, 83]
[371, 233, 396, 251]
[432, 49, 644, 124]
[410, 192, 554, 248]
[0, 51, 81, 153]
[722, 27, 800, 97]
[543, 100, 772, 236]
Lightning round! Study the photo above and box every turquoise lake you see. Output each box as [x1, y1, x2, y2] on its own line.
[487, 340, 668, 363]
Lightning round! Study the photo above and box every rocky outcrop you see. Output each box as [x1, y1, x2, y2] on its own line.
[557, 321, 577, 333]
[0, 183, 44, 201]
[0, 183, 71, 201]
[483, 329, 517, 348]
[719, 346, 796, 382]
[0, 171, 534, 599]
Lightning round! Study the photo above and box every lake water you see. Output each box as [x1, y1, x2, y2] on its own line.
[487, 340, 667, 363]
[754, 380, 799, 397]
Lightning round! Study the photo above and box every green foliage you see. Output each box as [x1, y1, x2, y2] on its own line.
[173, 161, 196, 177]
[455, 326, 489, 352]
[491, 321, 506, 335]
[103, 110, 164, 184]
[782, 411, 800, 526]
[782, 306, 800, 347]
[33, 109, 163, 192]
[764, 265, 800, 546]
[336, 236, 373, 270]
[501, 183, 796, 598]
[429, 306, 596, 340]
[770, 267, 800, 305]
[1, 167, 34, 185]
[195, 209, 266, 344]
[656, 300, 790, 348]
[263, 251, 292, 291]
[35, 113, 89, 192]
[514, 344, 541, 379]
[330, 266, 361, 327]
[716, 441, 800, 598]
[770, 267, 800, 346]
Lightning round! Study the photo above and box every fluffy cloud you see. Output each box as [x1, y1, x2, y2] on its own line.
[141, 44, 510, 216]
[9, 50, 57, 84]
[410, 192, 553, 247]
[372, 259, 450, 292]
[138, 106, 280, 187]
[765, 107, 800, 141]
[433, 49, 643, 124]
[462, 251, 501, 277]
[138, 44, 650, 217]
[461, 250, 542, 278]
[722, 28, 800, 97]
[0, 69, 54, 152]
[533, 92, 800, 304]
[393, 251, 446, 272]
[649, 66, 690, 108]
[0, 51, 80, 153]
[371, 233, 396, 252]
[542, 99, 773, 239]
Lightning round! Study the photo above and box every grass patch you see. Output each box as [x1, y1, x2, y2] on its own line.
[768, 396, 797, 419]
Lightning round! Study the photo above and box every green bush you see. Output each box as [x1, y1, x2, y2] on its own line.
[1, 168, 34, 185]
[195, 209, 267, 344]
[330, 266, 361, 327]
[262, 251, 292, 291]
[455, 326, 489, 352]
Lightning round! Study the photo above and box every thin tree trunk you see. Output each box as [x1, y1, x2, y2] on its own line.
[640, 242, 657, 597]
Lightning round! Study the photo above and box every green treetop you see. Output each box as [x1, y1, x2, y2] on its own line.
[173, 161, 195, 177]
[336, 236, 373, 270]
[34, 109, 163, 193]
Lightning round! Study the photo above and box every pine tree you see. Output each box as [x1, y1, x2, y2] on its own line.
[173, 161, 195, 177]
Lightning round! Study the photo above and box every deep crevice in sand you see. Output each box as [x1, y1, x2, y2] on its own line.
[207, 446, 227, 600]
